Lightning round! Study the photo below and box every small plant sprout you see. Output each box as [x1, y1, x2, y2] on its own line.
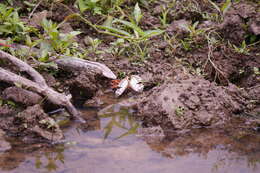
[84, 36, 102, 54]
[231, 40, 250, 55]
[208, 0, 232, 20]
[175, 106, 185, 117]
[185, 21, 205, 38]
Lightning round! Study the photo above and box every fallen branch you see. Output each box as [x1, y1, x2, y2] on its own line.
[0, 51, 85, 123]
[54, 57, 117, 79]
[0, 50, 47, 87]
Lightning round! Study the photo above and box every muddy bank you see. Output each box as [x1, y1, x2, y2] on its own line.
[133, 72, 258, 133]
[0, 0, 259, 148]
[0, 104, 63, 142]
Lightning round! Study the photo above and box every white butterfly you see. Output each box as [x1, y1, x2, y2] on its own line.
[115, 75, 144, 97]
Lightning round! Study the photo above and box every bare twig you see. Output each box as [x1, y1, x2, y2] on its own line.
[205, 32, 229, 83]
[29, 0, 43, 19]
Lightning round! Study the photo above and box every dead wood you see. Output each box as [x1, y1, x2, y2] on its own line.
[54, 57, 117, 79]
[0, 50, 85, 123]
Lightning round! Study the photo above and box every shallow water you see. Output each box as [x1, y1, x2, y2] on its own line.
[0, 99, 260, 173]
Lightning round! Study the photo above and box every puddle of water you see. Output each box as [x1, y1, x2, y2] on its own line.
[0, 99, 260, 173]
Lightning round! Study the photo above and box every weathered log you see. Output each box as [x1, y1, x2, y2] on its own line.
[54, 57, 117, 79]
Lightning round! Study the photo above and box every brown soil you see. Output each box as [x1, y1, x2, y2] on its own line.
[133, 72, 250, 132]
[0, 0, 259, 143]
[2, 87, 43, 106]
[0, 105, 63, 142]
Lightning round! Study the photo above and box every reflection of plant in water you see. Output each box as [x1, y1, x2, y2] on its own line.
[99, 106, 139, 140]
[35, 145, 65, 171]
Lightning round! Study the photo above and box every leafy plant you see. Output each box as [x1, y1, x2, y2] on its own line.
[37, 19, 81, 61]
[93, 3, 163, 60]
[185, 21, 205, 38]
[180, 39, 192, 51]
[77, 0, 103, 14]
[159, 5, 170, 28]
[98, 3, 164, 42]
[0, 4, 29, 39]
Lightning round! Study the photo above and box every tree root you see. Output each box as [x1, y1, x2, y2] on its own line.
[0, 50, 86, 123]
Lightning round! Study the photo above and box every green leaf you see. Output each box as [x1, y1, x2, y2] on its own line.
[0, 25, 12, 34]
[113, 19, 144, 35]
[192, 21, 199, 29]
[97, 25, 131, 37]
[221, 0, 231, 15]
[143, 29, 164, 38]
[7, 100, 16, 107]
[133, 3, 142, 24]
[25, 35, 32, 46]
[23, 1, 36, 7]
[102, 16, 113, 27]
[77, 0, 88, 13]
[208, 0, 221, 13]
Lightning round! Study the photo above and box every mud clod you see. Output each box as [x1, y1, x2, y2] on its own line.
[3, 87, 43, 106]
[135, 77, 247, 132]
[9, 105, 63, 142]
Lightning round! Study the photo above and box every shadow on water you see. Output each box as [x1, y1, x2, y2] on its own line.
[0, 98, 260, 173]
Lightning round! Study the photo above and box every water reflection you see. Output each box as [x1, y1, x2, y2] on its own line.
[34, 145, 65, 171]
[98, 104, 139, 140]
[139, 128, 260, 172]
[0, 102, 259, 173]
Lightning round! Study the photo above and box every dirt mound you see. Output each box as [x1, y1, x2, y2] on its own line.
[134, 76, 248, 132]
[0, 105, 63, 142]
